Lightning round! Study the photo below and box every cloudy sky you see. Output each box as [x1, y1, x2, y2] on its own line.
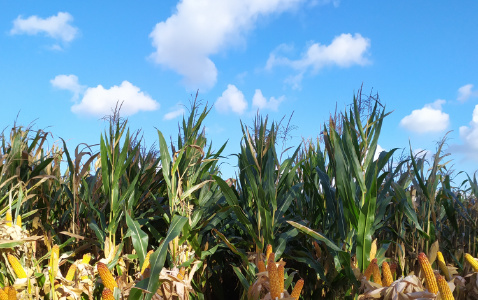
[1, 1, 478, 179]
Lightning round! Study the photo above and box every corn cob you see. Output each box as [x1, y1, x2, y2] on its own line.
[97, 262, 118, 291]
[102, 288, 115, 300]
[371, 260, 382, 285]
[0, 289, 8, 300]
[278, 264, 284, 294]
[313, 241, 321, 259]
[65, 263, 77, 281]
[290, 279, 304, 300]
[5, 211, 12, 227]
[437, 251, 451, 281]
[363, 258, 376, 281]
[177, 267, 186, 280]
[257, 261, 266, 273]
[436, 274, 454, 300]
[141, 250, 153, 274]
[389, 262, 397, 280]
[465, 253, 478, 272]
[50, 245, 60, 278]
[82, 253, 91, 264]
[382, 261, 393, 287]
[267, 253, 280, 299]
[266, 245, 272, 262]
[15, 215, 21, 227]
[7, 254, 27, 278]
[7, 288, 15, 300]
[418, 252, 438, 294]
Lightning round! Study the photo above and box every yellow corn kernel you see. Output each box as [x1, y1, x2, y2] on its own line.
[7, 287, 15, 300]
[418, 252, 438, 294]
[465, 253, 478, 272]
[257, 261, 266, 273]
[436, 274, 454, 300]
[0, 288, 8, 300]
[15, 215, 21, 227]
[278, 264, 284, 294]
[50, 245, 60, 278]
[290, 279, 304, 300]
[141, 250, 153, 275]
[382, 261, 393, 287]
[65, 263, 77, 281]
[5, 211, 12, 227]
[437, 251, 451, 281]
[97, 262, 117, 291]
[177, 267, 186, 280]
[266, 245, 272, 262]
[372, 260, 382, 285]
[267, 253, 280, 299]
[82, 253, 91, 265]
[7, 254, 27, 278]
[363, 258, 376, 281]
[102, 288, 115, 300]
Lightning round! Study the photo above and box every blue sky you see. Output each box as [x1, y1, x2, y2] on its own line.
[1, 1, 478, 180]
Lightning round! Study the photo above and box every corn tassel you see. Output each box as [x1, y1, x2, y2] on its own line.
[363, 258, 376, 281]
[436, 274, 454, 300]
[65, 263, 77, 281]
[465, 253, 478, 272]
[50, 245, 60, 278]
[418, 252, 438, 294]
[257, 261, 266, 273]
[371, 260, 382, 285]
[141, 250, 153, 274]
[102, 288, 115, 300]
[5, 211, 12, 227]
[177, 267, 186, 280]
[15, 215, 21, 227]
[290, 279, 304, 300]
[7, 254, 27, 278]
[437, 251, 451, 281]
[97, 262, 117, 291]
[6, 288, 15, 300]
[267, 253, 280, 299]
[278, 264, 284, 295]
[0, 289, 8, 300]
[382, 262, 393, 287]
[266, 245, 272, 262]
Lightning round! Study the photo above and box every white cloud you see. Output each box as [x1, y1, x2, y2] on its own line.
[373, 144, 385, 161]
[399, 99, 450, 133]
[163, 106, 185, 120]
[10, 12, 78, 43]
[266, 33, 370, 73]
[457, 84, 478, 102]
[50, 74, 85, 101]
[149, 0, 310, 89]
[215, 84, 248, 114]
[71, 81, 159, 117]
[459, 105, 478, 155]
[252, 89, 284, 111]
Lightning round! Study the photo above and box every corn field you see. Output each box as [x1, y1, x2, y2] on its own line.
[1, 90, 478, 300]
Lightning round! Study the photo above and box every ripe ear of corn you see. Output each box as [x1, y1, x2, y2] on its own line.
[0, 288, 8, 300]
[389, 262, 397, 280]
[371, 260, 382, 285]
[257, 261, 266, 273]
[15, 215, 21, 227]
[97, 262, 118, 291]
[290, 279, 304, 300]
[5, 211, 12, 227]
[65, 263, 77, 281]
[177, 267, 186, 280]
[418, 252, 438, 294]
[277, 264, 284, 294]
[7, 288, 15, 300]
[436, 274, 454, 300]
[382, 262, 393, 287]
[267, 253, 280, 299]
[141, 250, 153, 275]
[266, 245, 272, 262]
[50, 245, 60, 278]
[437, 251, 451, 281]
[82, 253, 91, 264]
[465, 253, 478, 272]
[7, 254, 27, 278]
[102, 288, 115, 300]
[363, 258, 377, 281]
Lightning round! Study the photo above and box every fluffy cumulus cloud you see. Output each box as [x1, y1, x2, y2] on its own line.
[10, 12, 78, 43]
[265, 33, 370, 87]
[459, 105, 478, 157]
[457, 84, 478, 102]
[215, 84, 248, 114]
[252, 89, 284, 111]
[163, 106, 185, 120]
[373, 144, 385, 161]
[149, 0, 309, 89]
[399, 100, 450, 133]
[50, 74, 85, 101]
